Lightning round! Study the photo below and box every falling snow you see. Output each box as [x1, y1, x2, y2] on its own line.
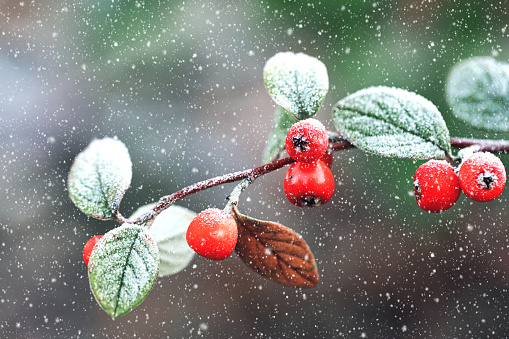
[2, 0, 509, 338]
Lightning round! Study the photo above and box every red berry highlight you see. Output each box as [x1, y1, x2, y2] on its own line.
[458, 152, 506, 202]
[284, 160, 335, 207]
[186, 208, 238, 260]
[413, 160, 461, 212]
[83, 235, 104, 266]
[285, 118, 328, 163]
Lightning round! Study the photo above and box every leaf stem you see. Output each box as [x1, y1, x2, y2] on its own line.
[117, 136, 509, 226]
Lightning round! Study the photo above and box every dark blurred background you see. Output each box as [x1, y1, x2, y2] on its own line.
[2, 0, 509, 337]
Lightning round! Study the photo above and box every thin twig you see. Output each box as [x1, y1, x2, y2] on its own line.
[128, 156, 295, 226]
[450, 137, 509, 152]
[118, 137, 509, 226]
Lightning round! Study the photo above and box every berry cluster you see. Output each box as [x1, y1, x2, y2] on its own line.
[284, 119, 335, 207]
[183, 119, 336, 262]
[414, 152, 506, 213]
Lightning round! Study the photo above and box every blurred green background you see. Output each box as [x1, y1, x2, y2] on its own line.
[2, 0, 509, 337]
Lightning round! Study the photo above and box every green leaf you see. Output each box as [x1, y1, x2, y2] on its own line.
[445, 56, 509, 132]
[130, 204, 196, 277]
[68, 138, 132, 220]
[261, 106, 298, 164]
[88, 224, 159, 319]
[264, 52, 329, 120]
[332, 86, 451, 159]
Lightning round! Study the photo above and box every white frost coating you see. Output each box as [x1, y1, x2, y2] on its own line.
[446, 57, 509, 132]
[88, 224, 159, 318]
[264, 52, 329, 119]
[130, 203, 196, 277]
[333, 86, 451, 159]
[68, 137, 132, 219]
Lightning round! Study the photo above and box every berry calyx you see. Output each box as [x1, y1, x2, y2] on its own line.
[284, 160, 335, 207]
[285, 118, 329, 163]
[458, 152, 506, 202]
[83, 235, 104, 266]
[186, 208, 238, 260]
[413, 160, 461, 213]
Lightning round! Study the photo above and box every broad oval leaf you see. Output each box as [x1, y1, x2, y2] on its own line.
[233, 206, 318, 288]
[88, 224, 159, 319]
[446, 56, 509, 132]
[130, 203, 196, 277]
[264, 52, 329, 120]
[68, 137, 132, 220]
[332, 86, 451, 159]
[262, 106, 298, 164]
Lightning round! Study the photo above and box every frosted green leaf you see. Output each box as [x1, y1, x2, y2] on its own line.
[445, 56, 509, 132]
[130, 204, 196, 277]
[68, 138, 132, 220]
[88, 224, 159, 319]
[264, 52, 328, 120]
[333, 86, 451, 159]
[261, 106, 298, 164]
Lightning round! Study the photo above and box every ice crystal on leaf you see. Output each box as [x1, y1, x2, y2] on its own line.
[68, 137, 132, 220]
[130, 204, 196, 277]
[88, 224, 159, 319]
[264, 52, 329, 120]
[333, 86, 452, 159]
[446, 56, 509, 132]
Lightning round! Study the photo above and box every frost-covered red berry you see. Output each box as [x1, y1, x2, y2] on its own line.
[413, 160, 461, 212]
[83, 235, 104, 266]
[186, 208, 238, 260]
[284, 160, 335, 207]
[285, 118, 329, 163]
[458, 152, 506, 202]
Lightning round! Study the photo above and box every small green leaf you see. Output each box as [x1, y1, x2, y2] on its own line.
[68, 137, 132, 220]
[261, 106, 298, 164]
[332, 86, 451, 159]
[264, 52, 329, 120]
[130, 204, 196, 277]
[88, 224, 159, 319]
[446, 56, 509, 132]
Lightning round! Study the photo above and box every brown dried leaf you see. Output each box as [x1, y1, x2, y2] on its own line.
[233, 206, 319, 288]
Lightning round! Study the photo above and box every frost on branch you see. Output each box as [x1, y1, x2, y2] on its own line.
[88, 224, 159, 319]
[233, 206, 319, 288]
[264, 52, 329, 120]
[333, 86, 452, 159]
[68, 137, 132, 220]
[446, 56, 509, 132]
[130, 203, 196, 277]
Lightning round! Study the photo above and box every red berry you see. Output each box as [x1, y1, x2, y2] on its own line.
[414, 160, 461, 212]
[284, 160, 335, 207]
[83, 235, 104, 266]
[186, 208, 238, 260]
[285, 118, 328, 163]
[320, 152, 333, 168]
[458, 152, 506, 202]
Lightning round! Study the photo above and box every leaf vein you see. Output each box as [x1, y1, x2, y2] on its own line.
[113, 228, 142, 317]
